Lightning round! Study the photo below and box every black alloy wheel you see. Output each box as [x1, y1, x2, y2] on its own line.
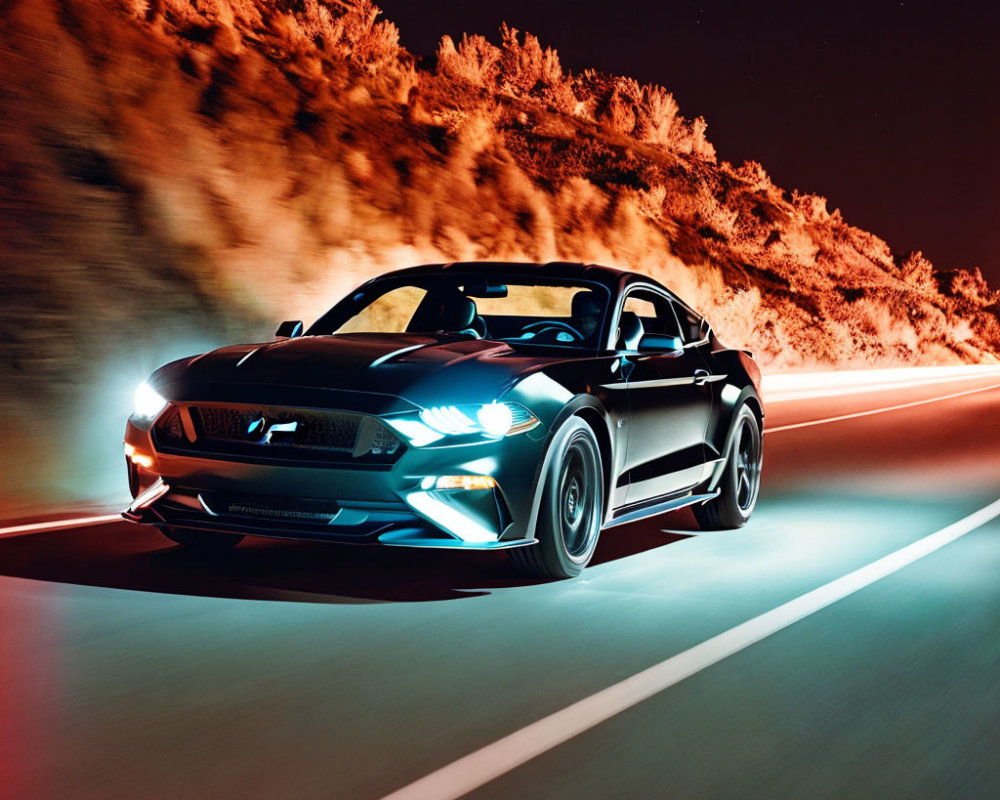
[511, 417, 603, 579]
[694, 404, 762, 530]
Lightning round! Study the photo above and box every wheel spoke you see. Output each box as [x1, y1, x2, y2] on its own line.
[558, 437, 600, 559]
[733, 416, 761, 512]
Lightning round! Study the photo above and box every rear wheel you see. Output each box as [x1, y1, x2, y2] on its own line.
[510, 418, 603, 579]
[160, 527, 245, 551]
[694, 404, 762, 530]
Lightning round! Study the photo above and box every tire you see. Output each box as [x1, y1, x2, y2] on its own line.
[694, 404, 762, 530]
[510, 417, 604, 579]
[160, 526, 245, 551]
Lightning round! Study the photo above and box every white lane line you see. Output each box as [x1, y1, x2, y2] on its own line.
[765, 372, 1000, 403]
[379, 497, 1000, 800]
[0, 513, 122, 538]
[764, 381, 1000, 434]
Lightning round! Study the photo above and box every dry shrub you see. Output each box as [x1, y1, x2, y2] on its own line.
[605, 89, 638, 135]
[339, 0, 401, 72]
[940, 267, 997, 307]
[899, 250, 936, 292]
[792, 190, 831, 223]
[496, 24, 576, 113]
[635, 85, 679, 145]
[684, 117, 716, 161]
[733, 160, 772, 191]
[842, 224, 894, 271]
[437, 33, 501, 87]
[498, 25, 561, 89]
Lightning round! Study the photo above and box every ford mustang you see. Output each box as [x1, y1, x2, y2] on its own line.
[123, 262, 763, 578]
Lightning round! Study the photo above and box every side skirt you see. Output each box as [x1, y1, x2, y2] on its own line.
[604, 489, 720, 529]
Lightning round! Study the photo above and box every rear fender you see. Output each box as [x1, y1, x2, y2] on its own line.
[705, 349, 761, 457]
[707, 385, 762, 493]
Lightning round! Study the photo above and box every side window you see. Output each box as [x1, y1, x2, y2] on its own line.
[676, 306, 704, 342]
[621, 289, 683, 340]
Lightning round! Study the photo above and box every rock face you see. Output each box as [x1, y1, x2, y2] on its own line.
[0, 0, 997, 505]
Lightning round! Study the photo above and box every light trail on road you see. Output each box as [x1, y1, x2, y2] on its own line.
[763, 381, 1000, 433]
[0, 513, 122, 539]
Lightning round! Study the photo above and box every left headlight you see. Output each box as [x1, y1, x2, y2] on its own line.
[132, 382, 168, 423]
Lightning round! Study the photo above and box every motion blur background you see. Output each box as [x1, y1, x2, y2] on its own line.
[1, 0, 997, 511]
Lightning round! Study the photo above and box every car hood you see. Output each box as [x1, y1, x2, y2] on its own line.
[155, 333, 559, 407]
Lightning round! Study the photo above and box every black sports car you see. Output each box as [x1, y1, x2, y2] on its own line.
[123, 262, 763, 578]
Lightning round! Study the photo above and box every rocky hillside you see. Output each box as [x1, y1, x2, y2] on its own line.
[1, 0, 998, 506]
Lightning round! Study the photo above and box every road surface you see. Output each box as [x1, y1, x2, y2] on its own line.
[1, 371, 999, 799]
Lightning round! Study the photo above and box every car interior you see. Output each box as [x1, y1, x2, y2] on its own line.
[405, 285, 607, 347]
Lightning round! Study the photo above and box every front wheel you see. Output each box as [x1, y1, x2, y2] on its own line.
[694, 404, 762, 530]
[510, 418, 604, 579]
[160, 527, 245, 551]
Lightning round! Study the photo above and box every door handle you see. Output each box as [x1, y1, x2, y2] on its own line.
[693, 369, 710, 386]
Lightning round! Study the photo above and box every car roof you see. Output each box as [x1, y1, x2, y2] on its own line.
[373, 261, 668, 294]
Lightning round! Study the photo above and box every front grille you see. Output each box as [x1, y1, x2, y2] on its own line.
[196, 407, 361, 451]
[154, 404, 403, 466]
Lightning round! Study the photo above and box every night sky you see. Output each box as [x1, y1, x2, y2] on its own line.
[378, 0, 1000, 284]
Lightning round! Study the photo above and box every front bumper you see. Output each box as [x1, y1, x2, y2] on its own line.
[122, 412, 545, 550]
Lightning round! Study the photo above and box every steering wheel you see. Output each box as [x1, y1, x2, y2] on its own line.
[520, 320, 584, 341]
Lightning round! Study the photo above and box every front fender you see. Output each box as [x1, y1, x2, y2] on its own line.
[517, 393, 615, 539]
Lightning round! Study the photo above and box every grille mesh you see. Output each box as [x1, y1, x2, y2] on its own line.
[154, 404, 402, 464]
[196, 407, 360, 451]
[161, 408, 185, 441]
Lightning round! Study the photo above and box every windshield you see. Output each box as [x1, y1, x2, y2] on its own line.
[308, 274, 611, 349]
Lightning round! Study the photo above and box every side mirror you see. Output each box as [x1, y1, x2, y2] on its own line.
[638, 333, 683, 354]
[275, 320, 304, 339]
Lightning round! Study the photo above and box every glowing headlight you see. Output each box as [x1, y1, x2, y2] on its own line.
[476, 402, 513, 437]
[419, 405, 478, 436]
[417, 402, 538, 439]
[133, 382, 167, 422]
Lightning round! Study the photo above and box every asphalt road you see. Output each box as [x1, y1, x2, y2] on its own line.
[2, 374, 999, 800]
